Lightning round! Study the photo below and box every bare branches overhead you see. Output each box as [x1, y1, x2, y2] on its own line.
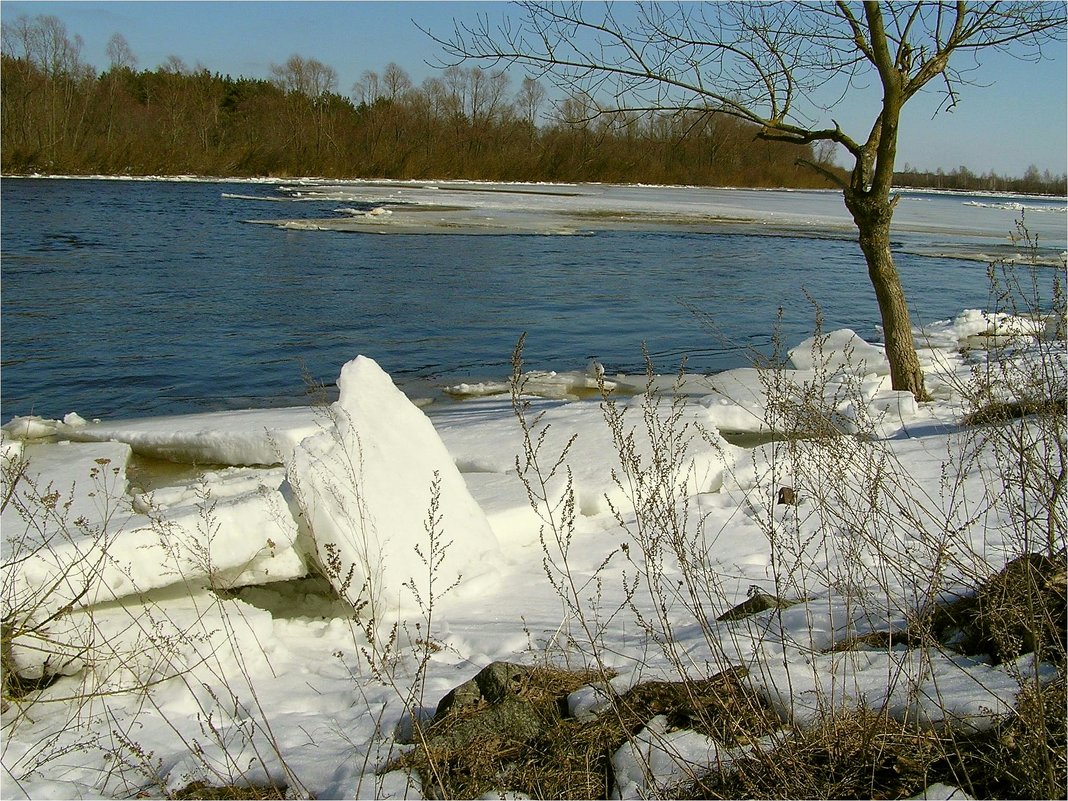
[429, 2, 1065, 157]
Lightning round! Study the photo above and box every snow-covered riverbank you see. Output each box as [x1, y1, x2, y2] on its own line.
[1, 309, 1064, 799]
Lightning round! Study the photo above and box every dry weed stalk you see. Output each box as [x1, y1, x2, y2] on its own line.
[498, 236, 1065, 798]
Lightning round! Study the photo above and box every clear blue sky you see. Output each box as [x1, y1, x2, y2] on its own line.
[3, 1, 1065, 177]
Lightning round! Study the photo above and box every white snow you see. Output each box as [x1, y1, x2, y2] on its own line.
[287, 355, 502, 632]
[1, 437, 306, 664]
[61, 406, 323, 466]
[445, 365, 618, 401]
[962, 199, 1067, 213]
[611, 714, 745, 798]
[909, 783, 976, 800]
[2, 304, 1063, 799]
[788, 328, 890, 375]
[224, 178, 1068, 250]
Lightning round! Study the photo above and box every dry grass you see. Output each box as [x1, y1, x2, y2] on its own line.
[389, 665, 602, 799]
[685, 674, 1063, 800]
[929, 674, 1066, 800]
[962, 397, 1068, 427]
[1, 615, 61, 702]
[382, 549, 1067, 800]
[388, 664, 777, 799]
[164, 781, 289, 800]
[918, 553, 1066, 666]
[682, 707, 944, 800]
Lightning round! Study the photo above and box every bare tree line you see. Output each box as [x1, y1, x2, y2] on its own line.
[0, 14, 833, 186]
[896, 163, 1065, 196]
[4, 13, 1062, 198]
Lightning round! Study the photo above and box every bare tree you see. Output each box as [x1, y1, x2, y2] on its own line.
[270, 54, 338, 99]
[102, 33, 137, 147]
[159, 54, 190, 75]
[353, 68, 381, 106]
[517, 75, 547, 127]
[431, 1, 1066, 399]
[1, 14, 94, 163]
[105, 33, 137, 71]
[468, 66, 511, 127]
[382, 61, 413, 101]
[2, 13, 88, 79]
[270, 54, 340, 160]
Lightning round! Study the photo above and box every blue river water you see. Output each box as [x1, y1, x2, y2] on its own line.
[1, 178, 1063, 420]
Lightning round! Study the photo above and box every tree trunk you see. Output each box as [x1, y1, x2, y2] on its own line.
[845, 190, 930, 401]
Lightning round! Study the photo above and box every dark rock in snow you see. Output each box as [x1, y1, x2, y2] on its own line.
[429, 661, 563, 749]
[717, 585, 795, 621]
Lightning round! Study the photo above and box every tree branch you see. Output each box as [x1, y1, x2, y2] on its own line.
[795, 157, 848, 189]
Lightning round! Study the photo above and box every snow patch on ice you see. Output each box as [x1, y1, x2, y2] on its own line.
[446, 366, 617, 401]
[64, 406, 322, 465]
[962, 200, 1066, 213]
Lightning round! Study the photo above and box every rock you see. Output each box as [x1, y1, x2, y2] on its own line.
[430, 662, 553, 749]
[436, 661, 537, 715]
[717, 586, 793, 621]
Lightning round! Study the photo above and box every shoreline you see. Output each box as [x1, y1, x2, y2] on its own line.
[3, 171, 1066, 201]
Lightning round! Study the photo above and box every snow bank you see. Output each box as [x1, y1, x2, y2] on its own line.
[63, 406, 322, 465]
[914, 309, 1067, 404]
[2, 439, 136, 532]
[2, 451, 305, 634]
[918, 308, 1051, 350]
[788, 328, 890, 375]
[460, 471, 570, 549]
[701, 366, 915, 437]
[697, 313, 1062, 437]
[435, 394, 739, 534]
[288, 356, 502, 629]
[0, 433, 23, 467]
[1, 438, 306, 665]
[3, 312, 1061, 799]
[1, 415, 70, 440]
[748, 643, 1058, 733]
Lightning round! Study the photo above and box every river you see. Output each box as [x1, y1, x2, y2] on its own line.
[1, 177, 1063, 420]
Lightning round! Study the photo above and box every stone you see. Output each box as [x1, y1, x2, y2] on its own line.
[717, 586, 793, 621]
[429, 662, 558, 751]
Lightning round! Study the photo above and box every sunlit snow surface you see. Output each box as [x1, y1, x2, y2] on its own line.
[2, 301, 1064, 799]
[232, 178, 1067, 266]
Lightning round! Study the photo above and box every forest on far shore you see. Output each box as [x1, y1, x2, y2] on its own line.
[2, 15, 1065, 194]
